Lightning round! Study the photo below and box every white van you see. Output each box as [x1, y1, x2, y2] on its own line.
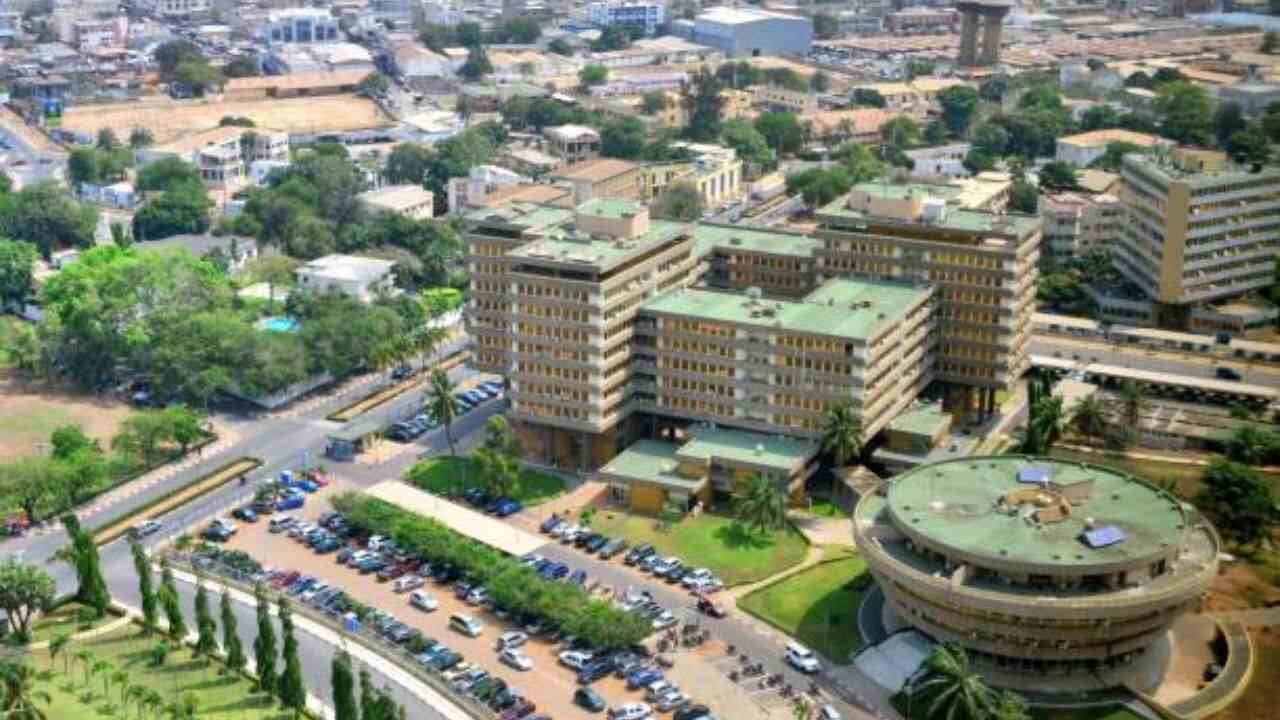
[409, 591, 438, 612]
[449, 613, 483, 637]
[268, 515, 294, 533]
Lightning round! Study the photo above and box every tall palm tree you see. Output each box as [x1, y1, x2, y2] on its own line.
[72, 651, 93, 688]
[425, 369, 460, 455]
[92, 660, 111, 699]
[143, 690, 163, 720]
[113, 670, 130, 705]
[1068, 394, 1109, 446]
[735, 474, 788, 535]
[1115, 379, 1149, 428]
[414, 326, 446, 370]
[0, 660, 51, 720]
[125, 685, 147, 720]
[820, 402, 863, 468]
[47, 634, 70, 674]
[912, 643, 996, 720]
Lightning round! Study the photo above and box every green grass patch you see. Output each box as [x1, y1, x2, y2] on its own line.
[797, 498, 848, 519]
[405, 455, 566, 506]
[3, 603, 110, 647]
[32, 625, 292, 720]
[589, 510, 808, 586]
[738, 547, 869, 663]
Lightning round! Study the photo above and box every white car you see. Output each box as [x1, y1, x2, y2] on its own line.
[818, 705, 843, 720]
[300, 583, 330, 602]
[499, 648, 533, 671]
[465, 588, 489, 606]
[558, 650, 593, 670]
[608, 702, 652, 720]
[367, 535, 389, 551]
[497, 631, 528, 649]
[785, 642, 822, 674]
[689, 576, 724, 593]
[408, 591, 438, 612]
[679, 568, 712, 588]
[211, 517, 237, 535]
[651, 612, 678, 631]
[656, 690, 690, 712]
[392, 575, 424, 593]
[643, 680, 676, 702]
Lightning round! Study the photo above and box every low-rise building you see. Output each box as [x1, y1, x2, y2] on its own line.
[262, 8, 340, 45]
[359, 184, 435, 220]
[752, 85, 819, 113]
[447, 165, 529, 214]
[1217, 81, 1280, 116]
[544, 125, 602, 164]
[547, 157, 644, 203]
[641, 142, 744, 211]
[137, 126, 289, 191]
[1055, 129, 1173, 167]
[684, 7, 812, 58]
[134, 234, 258, 274]
[296, 254, 397, 302]
[1039, 191, 1122, 259]
[588, 1, 667, 37]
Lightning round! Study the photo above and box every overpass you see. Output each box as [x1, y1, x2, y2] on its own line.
[1031, 354, 1279, 407]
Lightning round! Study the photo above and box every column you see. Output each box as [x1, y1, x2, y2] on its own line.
[980, 13, 1003, 66]
[958, 10, 979, 66]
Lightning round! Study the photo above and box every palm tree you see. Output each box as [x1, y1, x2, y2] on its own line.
[1115, 379, 1149, 427]
[92, 659, 111, 699]
[125, 685, 147, 720]
[143, 690, 163, 720]
[735, 474, 788, 535]
[0, 660, 51, 720]
[990, 689, 1031, 720]
[820, 402, 863, 468]
[72, 651, 93, 688]
[112, 670, 130, 706]
[1068, 394, 1109, 446]
[425, 369, 460, 455]
[413, 326, 446, 370]
[912, 643, 996, 720]
[48, 634, 70, 674]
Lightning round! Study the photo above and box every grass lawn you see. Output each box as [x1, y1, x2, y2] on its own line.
[6, 603, 114, 647]
[589, 510, 808, 586]
[797, 498, 848, 519]
[32, 625, 289, 720]
[405, 456, 566, 506]
[738, 547, 869, 663]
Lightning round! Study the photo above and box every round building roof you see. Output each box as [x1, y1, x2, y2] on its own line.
[885, 456, 1190, 572]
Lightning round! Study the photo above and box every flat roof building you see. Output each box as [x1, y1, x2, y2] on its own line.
[1055, 129, 1173, 167]
[855, 455, 1219, 693]
[686, 7, 813, 58]
[358, 184, 435, 220]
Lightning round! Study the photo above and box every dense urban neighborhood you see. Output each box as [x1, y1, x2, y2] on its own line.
[2, 2, 1280, 720]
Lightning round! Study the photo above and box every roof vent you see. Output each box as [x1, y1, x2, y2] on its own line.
[754, 443, 764, 455]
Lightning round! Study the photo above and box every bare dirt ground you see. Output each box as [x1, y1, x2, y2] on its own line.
[61, 94, 391, 145]
[0, 370, 132, 462]
[1209, 626, 1280, 720]
[1203, 563, 1280, 613]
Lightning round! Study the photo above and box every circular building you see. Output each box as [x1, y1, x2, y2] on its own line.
[854, 455, 1219, 693]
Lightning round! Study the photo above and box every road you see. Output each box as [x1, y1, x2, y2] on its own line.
[1028, 334, 1280, 387]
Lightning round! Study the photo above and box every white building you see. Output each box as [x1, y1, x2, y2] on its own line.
[262, 9, 340, 46]
[398, 110, 465, 143]
[359, 184, 436, 220]
[904, 143, 971, 180]
[682, 7, 812, 58]
[296, 254, 397, 303]
[588, 1, 667, 37]
[1054, 129, 1173, 168]
[446, 164, 527, 214]
[155, 0, 209, 19]
[137, 126, 290, 191]
[421, 1, 464, 27]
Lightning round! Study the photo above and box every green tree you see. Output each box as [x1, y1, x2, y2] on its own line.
[1088, 141, 1148, 171]
[809, 70, 830, 93]
[912, 643, 995, 720]
[224, 56, 258, 78]
[1214, 101, 1248, 147]
[49, 633, 70, 674]
[651, 181, 704, 221]
[1069, 394, 1110, 446]
[357, 72, 390, 98]
[1197, 458, 1276, 550]
[880, 116, 922, 149]
[132, 180, 212, 241]
[812, 12, 838, 39]
[1007, 181, 1037, 213]
[1155, 81, 1214, 145]
[851, 88, 886, 108]
[154, 40, 202, 78]
[135, 157, 201, 193]
[978, 75, 1009, 102]
[1037, 161, 1078, 191]
[0, 182, 97, 259]
[459, 44, 492, 81]
[0, 560, 54, 642]
[332, 649, 358, 720]
[0, 660, 52, 720]
[754, 112, 806, 156]
[591, 25, 631, 52]
[252, 583, 276, 695]
[172, 59, 223, 96]
[131, 542, 159, 635]
[1019, 376, 1063, 455]
[1225, 425, 1280, 465]
[1262, 31, 1279, 54]
[578, 64, 609, 89]
[938, 86, 980, 137]
[1114, 379, 1149, 428]
[640, 92, 669, 114]
[819, 403, 862, 468]
[61, 514, 109, 617]
[192, 578, 217, 663]
[158, 557, 186, 640]
[682, 68, 725, 142]
[0, 239, 37, 306]
[383, 143, 433, 186]
[1226, 127, 1270, 165]
[735, 474, 787, 535]
[425, 369, 460, 455]
[786, 166, 852, 208]
[276, 597, 306, 718]
[600, 117, 646, 159]
[219, 589, 245, 674]
[548, 38, 573, 56]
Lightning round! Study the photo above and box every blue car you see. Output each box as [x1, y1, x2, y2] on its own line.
[577, 660, 612, 685]
[275, 493, 305, 511]
[540, 516, 562, 533]
[296, 479, 319, 493]
[549, 563, 570, 580]
[568, 569, 587, 585]
[626, 667, 663, 690]
[494, 499, 523, 517]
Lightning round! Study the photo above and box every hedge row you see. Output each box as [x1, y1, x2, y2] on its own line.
[331, 492, 650, 650]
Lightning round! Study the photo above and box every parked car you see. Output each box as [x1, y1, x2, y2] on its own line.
[409, 590, 438, 612]
[578, 660, 613, 685]
[231, 507, 258, 523]
[559, 650, 593, 671]
[392, 575, 424, 593]
[540, 516, 563, 533]
[493, 499, 523, 517]
[626, 667, 662, 690]
[624, 544, 655, 565]
[499, 648, 533, 671]
[129, 519, 162, 539]
[785, 642, 821, 674]
[818, 706, 844, 720]
[497, 631, 528, 649]
[599, 538, 629, 559]
[573, 687, 607, 713]
[275, 493, 305, 511]
[674, 705, 712, 720]
[695, 595, 727, 618]
[608, 702, 653, 720]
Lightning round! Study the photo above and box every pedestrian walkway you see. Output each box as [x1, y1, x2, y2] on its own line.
[788, 513, 854, 548]
[513, 480, 606, 533]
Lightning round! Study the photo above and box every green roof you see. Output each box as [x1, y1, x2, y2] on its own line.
[641, 277, 929, 341]
[510, 219, 688, 271]
[464, 202, 574, 232]
[676, 427, 816, 473]
[1124, 154, 1280, 187]
[691, 224, 822, 259]
[817, 196, 1041, 239]
[882, 456, 1190, 569]
[598, 440, 707, 492]
[849, 182, 962, 201]
[887, 404, 951, 437]
[577, 198, 647, 219]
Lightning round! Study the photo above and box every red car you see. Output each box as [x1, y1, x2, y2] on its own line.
[305, 470, 331, 487]
[272, 571, 300, 589]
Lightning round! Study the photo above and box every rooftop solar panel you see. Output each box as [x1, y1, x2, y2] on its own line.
[1082, 525, 1127, 549]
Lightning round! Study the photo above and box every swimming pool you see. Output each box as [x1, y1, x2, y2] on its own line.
[258, 316, 300, 333]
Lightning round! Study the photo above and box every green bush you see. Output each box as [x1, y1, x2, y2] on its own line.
[333, 493, 649, 650]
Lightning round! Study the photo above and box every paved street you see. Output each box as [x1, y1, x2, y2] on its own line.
[1029, 334, 1280, 387]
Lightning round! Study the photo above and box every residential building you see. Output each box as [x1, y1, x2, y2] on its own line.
[683, 7, 813, 58]
[134, 234, 258, 274]
[854, 455, 1218, 694]
[359, 184, 435, 220]
[885, 7, 959, 33]
[588, 73, 688, 97]
[547, 157, 644, 203]
[751, 85, 819, 113]
[1039, 192, 1122, 258]
[389, 35, 455, 79]
[544, 125, 602, 164]
[155, 0, 209, 18]
[905, 143, 971, 179]
[262, 8, 340, 46]
[420, 1, 464, 27]
[447, 165, 529, 214]
[805, 108, 893, 145]
[1217, 81, 1280, 115]
[222, 70, 366, 101]
[295, 254, 397, 302]
[640, 142, 744, 211]
[588, 1, 667, 37]
[814, 183, 1041, 416]
[137, 126, 289, 191]
[1115, 150, 1280, 322]
[1055, 128, 1173, 167]
[498, 148, 564, 178]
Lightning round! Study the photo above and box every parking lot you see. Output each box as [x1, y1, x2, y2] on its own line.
[218, 495, 723, 720]
[385, 377, 506, 443]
